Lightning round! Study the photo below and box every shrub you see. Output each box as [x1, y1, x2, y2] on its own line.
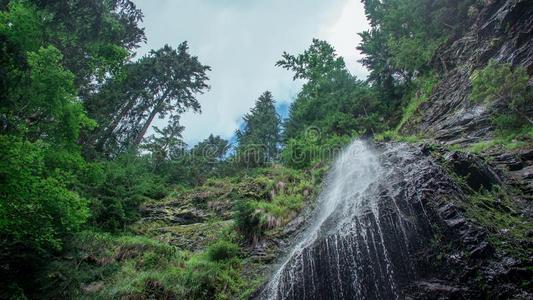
[0, 136, 89, 252]
[0, 136, 89, 297]
[282, 134, 350, 169]
[206, 240, 240, 262]
[470, 61, 532, 134]
[396, 73, 438, 130]
[234, 200, 267, 243]
[88, 154, 168, 231]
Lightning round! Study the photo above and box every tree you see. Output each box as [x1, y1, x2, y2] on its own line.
[86, 43, 211, 155]
[235, 91, 280, 167]
[186, 134, 230, 184]
[30, 0, 146, 92]
[278, 40, 386, 140]
[142, 120, 187, 167]
[276, 39, 346, 82]
[193, 134, 229, 162]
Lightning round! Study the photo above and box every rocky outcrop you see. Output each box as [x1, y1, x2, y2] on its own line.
[257, 142, 532, 299]
[401, 0, 533, 144]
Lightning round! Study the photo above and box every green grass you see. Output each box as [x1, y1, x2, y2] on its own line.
[41, 230, 251, 300]
[467, 126, 532, 153]
[396, 73, 438, 131]
[39, 164, 322, 299]
[460, 187, 532, 259]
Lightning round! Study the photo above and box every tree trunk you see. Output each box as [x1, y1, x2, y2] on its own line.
[133, 104, 161, 146]
[94, 98, 136, 152]
[132, 89, 173, 146]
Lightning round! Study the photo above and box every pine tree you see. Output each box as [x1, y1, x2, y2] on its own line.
[236, 91, 280, 166]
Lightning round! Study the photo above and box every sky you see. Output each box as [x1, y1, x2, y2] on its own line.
[132, 0, 370, 145]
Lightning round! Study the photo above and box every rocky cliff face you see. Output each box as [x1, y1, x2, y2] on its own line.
[257, 141, 532, 299]
[400, 0, 533, 144]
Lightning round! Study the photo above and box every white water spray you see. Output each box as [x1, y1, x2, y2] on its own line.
[262, 140, 396, 299]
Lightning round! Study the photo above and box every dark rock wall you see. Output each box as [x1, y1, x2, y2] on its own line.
[401, 0, 533, 144]
[260, 143, 532, 299]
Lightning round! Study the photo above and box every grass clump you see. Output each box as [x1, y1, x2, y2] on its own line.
[470, 61, 532, 137]
[396, 73, 438, 131]
[41, 230, 250, 300]
[233, 167, 313, 244]
[461, 187, 532, 259]
[467, 126, 532, 153]
[207, 240, 240, 262]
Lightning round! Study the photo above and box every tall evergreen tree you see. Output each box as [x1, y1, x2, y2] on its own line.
[278, 40, 385, 140]
[236, 91, 280, 166]
[86, 43, 211, 155]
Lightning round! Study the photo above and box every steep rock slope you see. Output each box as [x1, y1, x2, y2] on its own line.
[257, 141, 532, 299]
[401, 0, 533, 144]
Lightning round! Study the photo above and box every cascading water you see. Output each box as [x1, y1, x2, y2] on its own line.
[260, 140, 427, 300]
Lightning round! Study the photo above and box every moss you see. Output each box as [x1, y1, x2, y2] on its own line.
[133, 220, 232, 251]
[461, 187, 532, 259]
[467, 126, 532, 153]
[40, 163, 323, 299]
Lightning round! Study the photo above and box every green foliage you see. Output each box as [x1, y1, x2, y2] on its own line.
[0, 136, 89, 252]
[207, 240, 240, 262]
[0, 1, 45, 51]
[470, 61, 532, 134]
[360, 0, 477, 86]
[462, 187, 532, 259]
[279, 40, 388, 140]
[30, 0, 145, 89]
[89, 154, 168, 231]
[234, 199, 267, 243]
[40, 231, 249, 300]
[396, 73, 439, 130]
[467, 126, 533, 153]
[282, 134, 350, 169]
[233, 166, 317, 242]
[470, 62, 529, 104]
[86, 43, 211, 154]
[189, 134, 230, 181]
[235, 91, 281, 167]
[0, 135, 89, 297]
[277, 39, 347, 82]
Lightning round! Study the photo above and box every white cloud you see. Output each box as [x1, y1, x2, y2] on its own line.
[132, 0, 368, 145]
[319, 0, 370, 79]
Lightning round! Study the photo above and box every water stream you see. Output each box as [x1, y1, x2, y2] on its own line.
[261, 140, 418, 300]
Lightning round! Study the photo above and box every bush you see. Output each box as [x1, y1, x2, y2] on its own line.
[234, 200, 267, 243]
[282, 134, 350, 169]
[0, 136, 89, 252]
[89, 154, 168, 231]
[206, 240, 240, 261]
[396, 73, 438, 130]
[0, 136, 89, 297]
[470, 61, 532, 134]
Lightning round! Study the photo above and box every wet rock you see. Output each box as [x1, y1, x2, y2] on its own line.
[257, 142, 532, 299]
[444, 151, 502, 191]
[469, 241, 494, 259]
[406, 280, 469, 300]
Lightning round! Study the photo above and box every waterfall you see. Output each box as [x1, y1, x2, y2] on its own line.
[260, 140, 419, 300]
